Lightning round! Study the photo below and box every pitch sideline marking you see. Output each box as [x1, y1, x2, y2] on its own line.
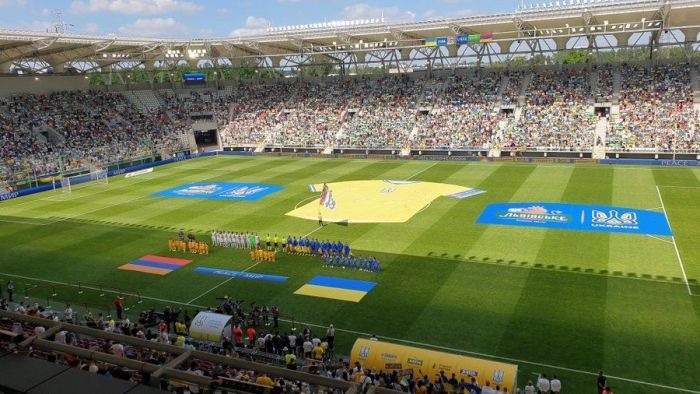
[646, 234, 674, 245]
[655, 185, 692, 295]
[404, 161, 438, 181]
[186, 261, 262, 304]
[656, 185, 700, 189]
[44, 195, 150, 226]
[5, 159, 252, 226]
[0, 271, 698, 393]
[0, 213, 696, 289]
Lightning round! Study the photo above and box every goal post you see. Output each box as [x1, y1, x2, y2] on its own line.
[61, 169, 108, 193]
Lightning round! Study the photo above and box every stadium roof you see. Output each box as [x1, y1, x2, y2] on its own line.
[0, 0, 699, 73]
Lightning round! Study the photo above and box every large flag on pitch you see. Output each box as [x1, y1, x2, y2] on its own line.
[319, 183, 337, 210]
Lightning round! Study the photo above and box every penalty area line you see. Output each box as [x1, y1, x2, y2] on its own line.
[655, 185, 692, 296]
[0, 271, 698, 393]
[646, 234, 674, 244]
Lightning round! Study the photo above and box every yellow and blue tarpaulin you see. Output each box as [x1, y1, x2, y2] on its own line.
[294, 276, 377, 302]
[288, 180, 485, 223]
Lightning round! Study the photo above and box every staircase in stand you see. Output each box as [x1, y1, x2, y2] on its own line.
[592, 118, 609, 159]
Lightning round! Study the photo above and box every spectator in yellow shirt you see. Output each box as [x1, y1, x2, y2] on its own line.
[255, 373, 274, 387]
[312, 344, 325, 360]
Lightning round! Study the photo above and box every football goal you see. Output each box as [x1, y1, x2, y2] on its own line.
[61, 169, 108, 193]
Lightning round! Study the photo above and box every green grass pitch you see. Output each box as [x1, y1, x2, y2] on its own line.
[1, 155, 699, 393]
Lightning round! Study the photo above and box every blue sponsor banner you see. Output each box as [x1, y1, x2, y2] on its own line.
[600, 159, 700, 167]
[0, 151, 255, 203]
[476, 202, 672, 236]
[436, 37, 449, 46]
[193, 267, 288, 282]
[153, 182, 283, 201]
[449, 189, 486, 199]
[456, 35, 469, 45]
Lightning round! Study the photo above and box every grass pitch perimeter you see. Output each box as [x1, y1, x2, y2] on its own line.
[1, 155, 699, 393]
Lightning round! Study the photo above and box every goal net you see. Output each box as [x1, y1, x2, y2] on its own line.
[61, 169, 108, 193]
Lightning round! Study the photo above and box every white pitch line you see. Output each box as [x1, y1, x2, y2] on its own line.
[186, 261, 262, 304]
[656, 185, 700, 189]
[294, 195, 319, 210]
[404, 161, 438, 181]
[0, 270, 698, 393]
[656, 185, 693, 295]
[646, 234, 674, 244]
[44, 195, 150, 226]
[302, 225, 325, 238]
[0, 218, 50, 226]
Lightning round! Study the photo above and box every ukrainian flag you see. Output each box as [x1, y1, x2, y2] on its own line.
[294, 276, 377, 303]
[424, 38, 438, 47]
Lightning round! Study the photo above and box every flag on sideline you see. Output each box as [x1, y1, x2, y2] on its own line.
[118, 255, 192, 276]
[294, 275, 377, 302]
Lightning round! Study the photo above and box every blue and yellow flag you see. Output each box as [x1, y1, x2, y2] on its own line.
[294, 276, 377, 302]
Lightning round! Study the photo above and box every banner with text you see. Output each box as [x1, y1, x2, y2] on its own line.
[476, 202, 672, 236]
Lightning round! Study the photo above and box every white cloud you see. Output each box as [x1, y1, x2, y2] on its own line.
[8, 20, 53, 32]
[0, 0, 27, 7]
[229, 16, 270, 37]
[82, 22, 100, 33]
[423, 8, 479, 20]
[117, 17, 189, 37]
[341, 4, 416, 23]
[70, 0, 202, 15]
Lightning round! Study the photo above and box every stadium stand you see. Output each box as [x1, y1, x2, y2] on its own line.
[0, 300, 399, 393]
[2, 62, 700, 193]
[608, 63, 697, 152]
[502, 69, 597, 151]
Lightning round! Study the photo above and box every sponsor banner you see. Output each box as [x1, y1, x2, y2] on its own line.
[0, 151, 253, 203]
[477, 202, 672, 236]
[153, 182, 284, 201]
[189, 312, 233, 342]
[193, 267, 289, 282]
[449, 188, 486, 199]
[125, 167, 153, 178]
[351, 339, 517, 393]
[601, 159, 700, 167]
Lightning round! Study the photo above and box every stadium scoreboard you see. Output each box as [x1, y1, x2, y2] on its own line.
[183, 73, 206, 86]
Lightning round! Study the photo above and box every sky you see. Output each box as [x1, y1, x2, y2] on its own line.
[0, 0, 519, 39]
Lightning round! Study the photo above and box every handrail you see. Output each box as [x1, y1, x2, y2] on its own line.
[0, 309, 399, 393]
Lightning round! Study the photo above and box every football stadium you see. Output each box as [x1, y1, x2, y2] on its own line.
[1, 0, 700, 393]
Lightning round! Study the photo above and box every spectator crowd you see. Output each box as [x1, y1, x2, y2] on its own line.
[2, 63, 699, 193]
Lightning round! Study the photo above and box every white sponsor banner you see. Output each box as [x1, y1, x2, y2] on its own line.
[189, 312, 233, 342]
[125, 168, 154, 178]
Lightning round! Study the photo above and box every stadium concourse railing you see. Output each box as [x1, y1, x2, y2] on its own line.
[3, 148, 700, 204]
[0, 309, 398, 394]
